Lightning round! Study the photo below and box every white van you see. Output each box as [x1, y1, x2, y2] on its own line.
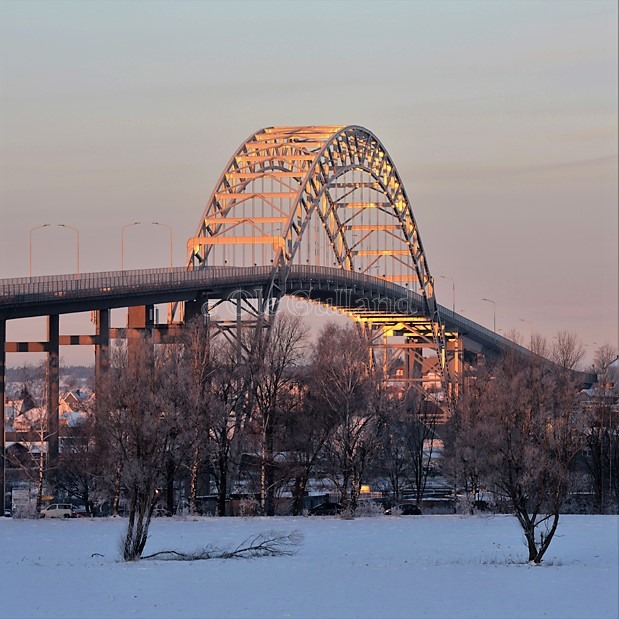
[40, 504, 76, 518]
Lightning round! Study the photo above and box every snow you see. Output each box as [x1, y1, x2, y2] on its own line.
[1, 514, 617, 619]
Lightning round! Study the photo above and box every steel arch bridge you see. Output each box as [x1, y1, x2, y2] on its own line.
[0, 125, 599, 519]
[187, 125, 457, 394]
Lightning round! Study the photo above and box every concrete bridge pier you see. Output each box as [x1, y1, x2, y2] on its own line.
[47, 315, 60, 470]
[94, 309, 110, 412]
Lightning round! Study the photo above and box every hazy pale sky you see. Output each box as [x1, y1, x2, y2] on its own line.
[1, 0, 617, 366]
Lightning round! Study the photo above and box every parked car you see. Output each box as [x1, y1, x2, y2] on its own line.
[308, 502, 343, 516]
[385, 503, 422, 516]
[40, 504, 76, 519]
[73, 506, 89, 518]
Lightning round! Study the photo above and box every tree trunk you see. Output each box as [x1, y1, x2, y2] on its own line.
[123, 484, 156, 561]
[36, 448, 45, 513]
[217, 453, 227, 516]
[340, 469, 351, 511]
[188, 456, 199, 515]
[265, 416, 275, 516]
[166, 457, 175, 515]
[292, 474, 308, 516]
[111, 463, 122, 516]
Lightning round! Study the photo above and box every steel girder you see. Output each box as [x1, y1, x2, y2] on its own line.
[188, 126, 454, 396]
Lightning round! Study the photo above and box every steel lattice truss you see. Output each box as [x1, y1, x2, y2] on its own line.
[188, 126, 456, 395]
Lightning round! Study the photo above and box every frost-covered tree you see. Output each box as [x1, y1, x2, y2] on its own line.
[98, 338, 180, 560]
[7, 365, 56, 514]
[311, 323, 384, 512]
[377, 389, 439, 504]
[583, 344, 619, 512]
[446, 350, 585, 563]
[283, 375, 335, 515]
[54, 412, 102, 516]
[246, 314, 309, 516]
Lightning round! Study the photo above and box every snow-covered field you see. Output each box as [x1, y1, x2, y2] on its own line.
[1, 514, 617, 619]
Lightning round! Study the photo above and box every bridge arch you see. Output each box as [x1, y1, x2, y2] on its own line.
[187, 126, 452, 391]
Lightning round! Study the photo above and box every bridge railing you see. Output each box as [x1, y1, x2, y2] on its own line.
[0, 264, 524, 354]
[0, 264, 428, 305]
[0, 266, 276, 305]
[1, 263, 596, 383]
[436, 301, 534, 357]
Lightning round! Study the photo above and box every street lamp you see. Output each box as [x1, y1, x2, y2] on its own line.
[121, 222, 141, 271]
[439, 275, 455, 315]
[519, 318, 533, 346]
[151, 222, 173, 272]
[58, 224, 80, 276]
[29, 223, 80, 277]
[29, 224, 50, 276]
[481, 298, 496, 332]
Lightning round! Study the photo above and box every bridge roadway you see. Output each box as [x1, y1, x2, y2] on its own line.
[0, 265, 526, 361]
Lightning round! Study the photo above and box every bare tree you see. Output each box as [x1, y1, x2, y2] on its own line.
[7, 365, 56, 513]
[401, 392, 440, 506]
[594, 344, 618, 393]
[207, 335, 253, 516]
[246, 313, 309, 516]
[446, 351, 585, 563]
[98, 338, 179, 560]
[283, 371, 339, 515]
[54, 412, 102, 515]
[166, 318, 217, 515]
[530, 333, 551, 358]
[583, 344, 619, 512]
[442, 374, 487, 507]
[375, 402, 409, 503]
[551, 330, 585, 371]
[311, 323, 383, 512]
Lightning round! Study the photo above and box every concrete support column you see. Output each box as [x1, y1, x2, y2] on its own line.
[127, 305, 154, 369]
[447, 337, 463, 398]
[95, 309, 110, 410]
[47, 314, 60, 470]
[1, 318, 6, 516]
[127, 305, 154, 331]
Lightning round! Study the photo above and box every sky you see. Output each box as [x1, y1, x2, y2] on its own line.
[0, 0, 617, 367]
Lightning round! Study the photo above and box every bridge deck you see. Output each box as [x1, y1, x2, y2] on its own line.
[0, 265, 533, 362]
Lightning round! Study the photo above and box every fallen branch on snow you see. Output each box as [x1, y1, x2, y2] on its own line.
[141, 530, 303, 562]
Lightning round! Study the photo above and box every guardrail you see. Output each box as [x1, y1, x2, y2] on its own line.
[0, 264, 524, 355]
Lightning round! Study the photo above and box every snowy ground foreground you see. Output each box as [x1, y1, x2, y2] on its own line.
[1, 515, 617, 619]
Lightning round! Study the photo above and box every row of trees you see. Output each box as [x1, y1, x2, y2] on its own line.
[8, 315, 618, 562]
[48, 317, 438, 559]
[444, 335, 619, 563]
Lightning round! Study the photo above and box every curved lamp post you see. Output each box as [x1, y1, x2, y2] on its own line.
[29, 223, 80, 277]
[519, 318, 534, 346]
[481, 298, 496, 333]
[121, 222, 142, 271]
[151, 221, 173, 272]
[29, 224, 50, 277]
[439, 275, 455, 315]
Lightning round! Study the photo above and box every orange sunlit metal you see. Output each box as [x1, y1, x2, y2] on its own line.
[188, 126, 458, 398]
